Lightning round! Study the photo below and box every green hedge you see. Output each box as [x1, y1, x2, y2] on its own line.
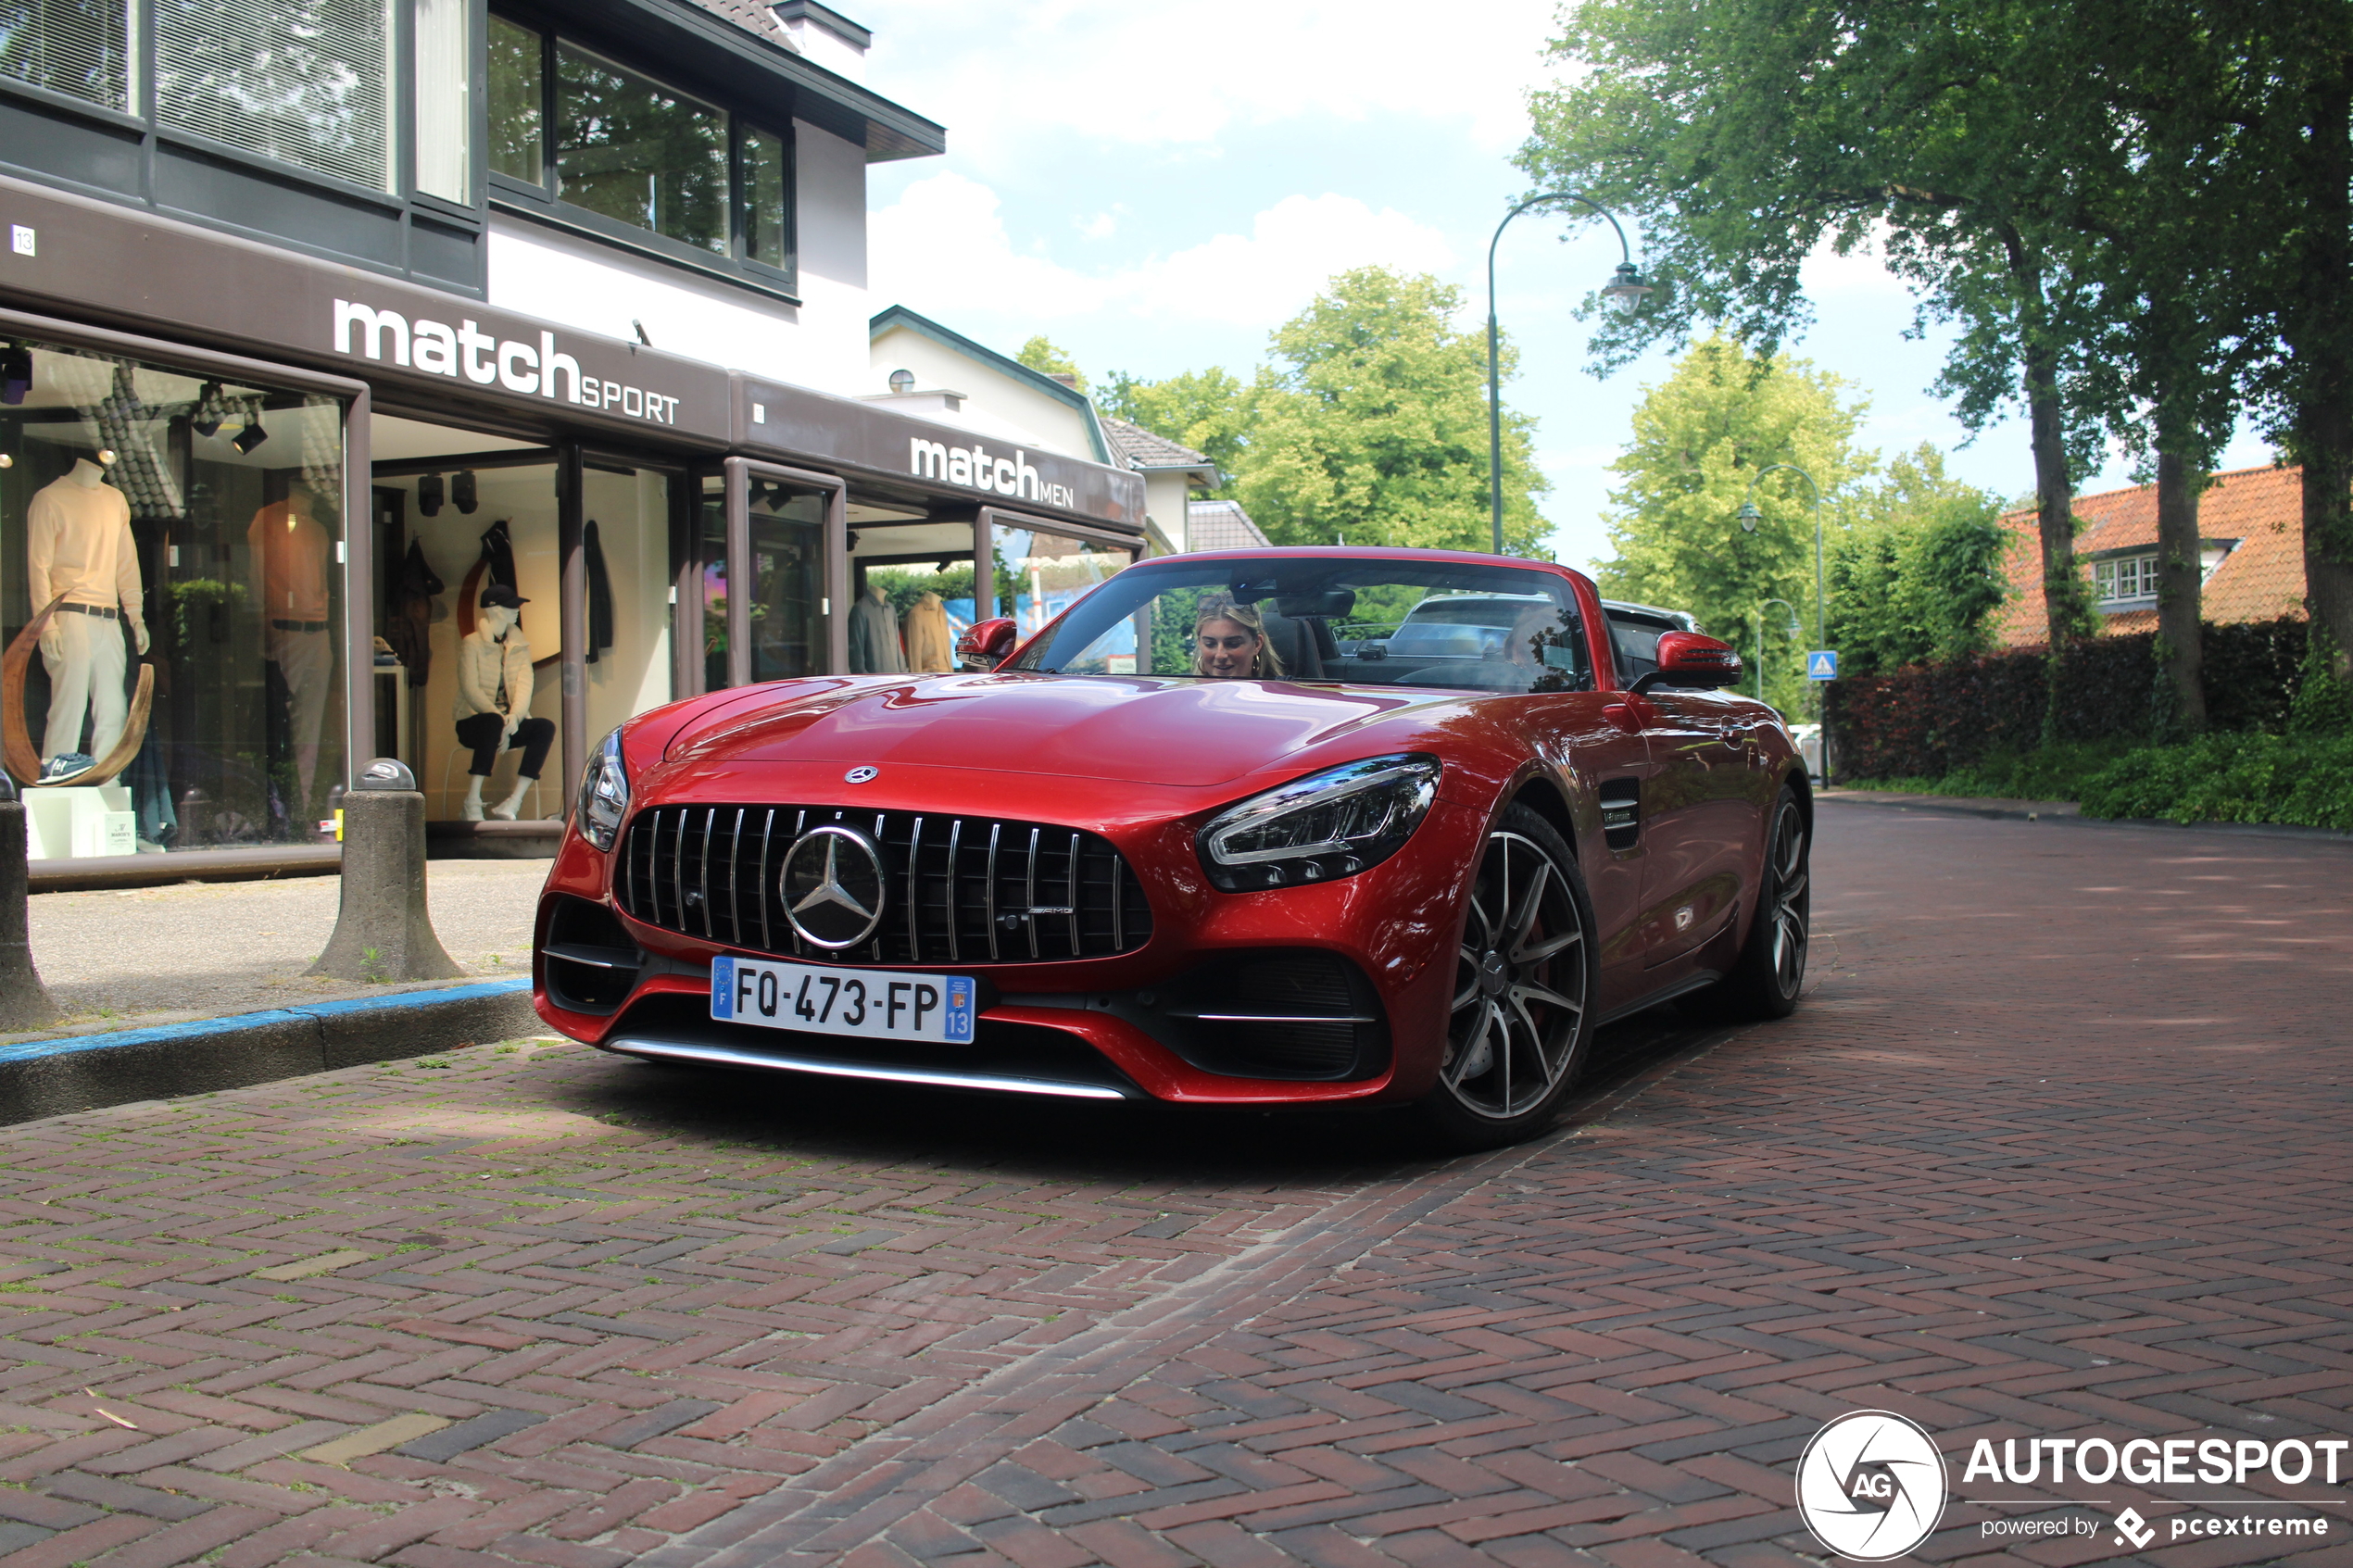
[2078, 733, 2353, 832]
[1823, 615, 2308, 780]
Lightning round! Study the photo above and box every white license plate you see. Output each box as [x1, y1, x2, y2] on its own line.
[711, 954, 976, 1046]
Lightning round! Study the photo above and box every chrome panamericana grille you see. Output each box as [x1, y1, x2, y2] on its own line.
[617, 805, 1152, 965]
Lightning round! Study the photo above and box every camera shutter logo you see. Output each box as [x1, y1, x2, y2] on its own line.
[1795, 1411, 1947, 1561]
[780, 825, 887, 948]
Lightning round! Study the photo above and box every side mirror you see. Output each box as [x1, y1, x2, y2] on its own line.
[956, 616, 1018, 671]
[1633, 631, 1742, 693]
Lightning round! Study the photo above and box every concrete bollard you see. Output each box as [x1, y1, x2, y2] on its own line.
[0, 774, 59, 1031]
[308, 759, 466, 984]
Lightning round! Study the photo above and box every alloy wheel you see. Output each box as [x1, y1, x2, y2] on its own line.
[1444, 830, 1592, 1120]
[1768, 802, 1809, 995]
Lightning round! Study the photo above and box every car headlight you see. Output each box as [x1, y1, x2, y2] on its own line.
[575, 725, 630, 851]
[1199, 754, 1440, 891]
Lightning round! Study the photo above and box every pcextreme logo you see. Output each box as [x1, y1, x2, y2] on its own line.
[1797, 1411, 2347, 1560]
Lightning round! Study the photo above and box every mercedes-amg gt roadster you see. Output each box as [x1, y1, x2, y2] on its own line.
[534, 547, 1810, 1146]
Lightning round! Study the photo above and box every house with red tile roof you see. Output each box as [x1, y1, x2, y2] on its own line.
[1994, 465, 2309, 648]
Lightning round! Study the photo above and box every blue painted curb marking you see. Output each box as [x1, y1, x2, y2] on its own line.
[0, 977, 535, 1066]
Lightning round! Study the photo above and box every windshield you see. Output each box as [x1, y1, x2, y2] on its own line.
[1006, 558, 1592, 694]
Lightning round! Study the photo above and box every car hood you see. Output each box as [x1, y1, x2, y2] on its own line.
[662, 673, 1453, 787]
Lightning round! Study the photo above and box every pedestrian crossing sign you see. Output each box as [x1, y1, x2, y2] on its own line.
[1807, 650, 1838, 681]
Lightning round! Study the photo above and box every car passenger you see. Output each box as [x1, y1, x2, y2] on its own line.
[1193, 597, 1287, 679]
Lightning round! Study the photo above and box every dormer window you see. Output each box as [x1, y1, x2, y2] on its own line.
[487, 11, 794, 289]
[2094, 552, 2158, 605]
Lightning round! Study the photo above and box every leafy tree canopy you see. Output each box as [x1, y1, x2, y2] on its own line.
[1600, 335, 1870, 712]
[1828, 445, 2010, 677]
[1096, 366, 1258, 479]
[1234, 268, 1550, 554]
[1013, 335, 1087, 391]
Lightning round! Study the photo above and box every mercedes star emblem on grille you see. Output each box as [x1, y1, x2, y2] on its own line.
[845, 765, 879, 784]
[780, 825, 887, 948]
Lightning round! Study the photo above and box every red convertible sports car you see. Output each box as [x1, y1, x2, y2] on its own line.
[534, 547, 1810, 1147]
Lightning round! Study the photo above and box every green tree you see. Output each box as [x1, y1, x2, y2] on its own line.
[1013, 335, 1087, 391]
[1827, 446, 2008, 676]
[1600, 335, 1871, 714]
[1096, 366, 1257, 478]
[1234, 268, 1550, 554]
[1517, 0, 2139, 660]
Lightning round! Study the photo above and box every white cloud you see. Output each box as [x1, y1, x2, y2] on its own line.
[1798, 223, 1916, 302]
[861, 0, 1560, 160]
[870, 174, 1456, 330]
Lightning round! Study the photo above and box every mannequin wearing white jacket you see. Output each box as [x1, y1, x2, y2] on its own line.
[451, 587, 554, 820]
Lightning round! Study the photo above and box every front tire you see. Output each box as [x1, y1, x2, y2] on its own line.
[1681, 785, 1809, 1022]
[1414, 803, 1598, 1151]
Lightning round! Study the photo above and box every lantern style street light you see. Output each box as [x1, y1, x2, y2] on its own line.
[1487, 193, 1650, 556]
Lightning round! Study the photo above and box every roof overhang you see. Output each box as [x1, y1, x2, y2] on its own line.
[561, 0, 945, 161]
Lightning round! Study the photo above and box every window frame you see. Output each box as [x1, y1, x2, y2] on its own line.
[2092, 550, 2161, 608]
[0, 0, 485, 223]
[484, 7, 799, 300]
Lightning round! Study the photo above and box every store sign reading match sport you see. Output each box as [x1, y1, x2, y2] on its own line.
[332, 299, 685, 426]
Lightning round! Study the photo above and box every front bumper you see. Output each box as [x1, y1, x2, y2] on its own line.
[532, 779, 1484, 1108]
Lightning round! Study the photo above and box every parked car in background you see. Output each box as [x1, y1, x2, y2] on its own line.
[535, 548, 1810, 1148]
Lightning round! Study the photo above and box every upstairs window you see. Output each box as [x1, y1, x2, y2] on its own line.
[488, 13, 792, 283]
[2094, 552, 2158, 605]
[155, 0, 395, 192]
[557, 45, 728, 254]
[1, 0, 133, 112]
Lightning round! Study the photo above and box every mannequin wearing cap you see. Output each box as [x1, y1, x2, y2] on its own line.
[452, 584, 555, 821]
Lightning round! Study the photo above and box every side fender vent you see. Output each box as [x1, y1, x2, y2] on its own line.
[1599, 781, 1642, 851]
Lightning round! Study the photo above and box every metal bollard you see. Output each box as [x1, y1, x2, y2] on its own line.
[0, 773, 59, 1031]
[307, 759, 466, 984]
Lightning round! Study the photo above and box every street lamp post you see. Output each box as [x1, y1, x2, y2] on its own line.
[1737, 464, 1828, 783]
[1487, 193, 1650, 557]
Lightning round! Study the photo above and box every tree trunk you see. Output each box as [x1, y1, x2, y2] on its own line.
[2293, 59, 2353, 684]
[2154, 444, 2208, 733]
[2022, 341, 2081, 651]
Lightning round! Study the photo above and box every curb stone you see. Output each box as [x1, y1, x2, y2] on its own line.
[0, 976, 538, 1125]
[1821, 790, 2353, 842]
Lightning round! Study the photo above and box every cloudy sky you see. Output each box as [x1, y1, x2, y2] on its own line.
[852, 0, 2272, 571]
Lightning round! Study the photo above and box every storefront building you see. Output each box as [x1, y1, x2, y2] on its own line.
[0, 0, 1144, 871]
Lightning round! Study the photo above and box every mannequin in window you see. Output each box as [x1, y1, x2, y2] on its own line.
[849, 581, 907, 674]
[452, 584, 555, 821]
[247, 482, 335, 809]
[27, 456, 148, 780]
[903, 590, 953, 672]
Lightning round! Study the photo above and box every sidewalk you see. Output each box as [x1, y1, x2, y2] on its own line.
[12, 858, 547, 1046]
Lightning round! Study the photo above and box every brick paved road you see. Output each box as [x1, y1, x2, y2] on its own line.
[2, 802, 2349, 1568]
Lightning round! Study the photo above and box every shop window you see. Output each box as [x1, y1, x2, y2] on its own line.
[412, 0, 471, 205]
[556, 44, 729, 255]
[488, 11, 794, 284]
[155, 0, 395, 193]
[0, 0, 133, 112]
[749, 483, 824, 681]
[0, 338, 346, 855]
